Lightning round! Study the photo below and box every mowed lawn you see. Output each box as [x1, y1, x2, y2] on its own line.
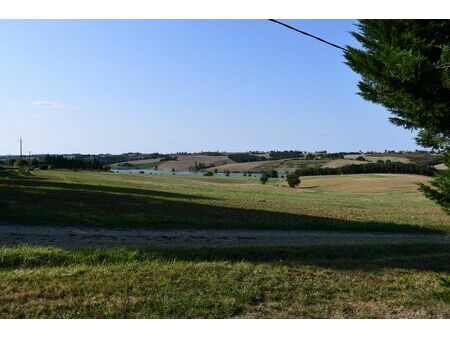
[0, 245, 449, 318]
[0, 170, 448, 232]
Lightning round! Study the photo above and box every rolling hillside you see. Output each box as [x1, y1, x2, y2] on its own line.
[110, 152, 442, 173]
[157, 155, 234, 171]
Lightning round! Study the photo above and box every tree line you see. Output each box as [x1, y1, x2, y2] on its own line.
[228, 153, 267, 163]
[293, 161, 436, 177]
[41, 155, 105, 170]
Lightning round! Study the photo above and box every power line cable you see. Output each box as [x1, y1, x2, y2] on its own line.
[268, 19, 348, 52]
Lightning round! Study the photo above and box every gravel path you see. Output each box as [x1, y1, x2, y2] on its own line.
[0, 225, 448, 248]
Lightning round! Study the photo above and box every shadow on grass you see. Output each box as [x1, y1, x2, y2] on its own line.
[4, 178, 215, 201]
[123, 244, 450, 272]
[0, 174, 445, 233]
[1, 244, 449, 272]
[0, 169, 44, 180]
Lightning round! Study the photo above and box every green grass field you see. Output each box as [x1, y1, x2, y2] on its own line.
[0, 169, 448, 232]
[0, 169, 449, 318]
[0, 245, 449, 318]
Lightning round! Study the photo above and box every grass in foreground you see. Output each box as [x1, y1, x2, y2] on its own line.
[0, 244, 449, 318]
[0, 170, 448, 232]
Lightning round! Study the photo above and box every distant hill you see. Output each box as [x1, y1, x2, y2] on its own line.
[157, 155, 234, 171]
[110, 158, 165, 170]
[105, 151, 443, 173]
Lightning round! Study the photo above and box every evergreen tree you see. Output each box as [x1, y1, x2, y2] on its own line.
[345, 20, 450, 213]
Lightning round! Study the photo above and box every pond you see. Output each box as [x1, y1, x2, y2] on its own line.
[112, 169, 263, 177]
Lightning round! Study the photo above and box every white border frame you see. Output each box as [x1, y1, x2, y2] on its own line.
[0, 0, 449, 19]
[1, 319, 449, 338]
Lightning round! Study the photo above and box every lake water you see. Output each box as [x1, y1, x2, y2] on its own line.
[112, 169, 262, 177]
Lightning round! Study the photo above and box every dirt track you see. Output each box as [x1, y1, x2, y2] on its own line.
[0, 225, 448, 249]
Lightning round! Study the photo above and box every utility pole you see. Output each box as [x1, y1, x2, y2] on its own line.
[19, 137, 23, 161]
[28, 151, 31, 162]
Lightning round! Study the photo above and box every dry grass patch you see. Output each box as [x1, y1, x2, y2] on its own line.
[299, 174, 432, 193]
[344, 154, 411, 163]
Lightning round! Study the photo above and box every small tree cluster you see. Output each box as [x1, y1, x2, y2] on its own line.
[286, 172, 301, 188]
[269, 169, 278, 178]
[260, 173, 269, 184]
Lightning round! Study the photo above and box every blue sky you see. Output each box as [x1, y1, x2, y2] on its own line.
[0, 20, 420, 155]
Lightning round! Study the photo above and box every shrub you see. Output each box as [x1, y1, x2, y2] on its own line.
[270, 169, 279, 178]
[356, 156, 366, 161]
[286, 172, 301, 188]
[260, 173, 269, 184]
[38, 164, 49, 170]
[16, 160, 29, 168]
[203, 171, 214, 176]
[225, 171, 230, 177]
[31, 158, 39, 168]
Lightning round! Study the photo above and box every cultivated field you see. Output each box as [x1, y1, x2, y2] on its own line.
[211, 158, 328, 173]
[157, 155, 234, 171]
[210, 160, 265, 172]
[110, 158, 164, 169]
[322, 159, 367, 168]
[344, 154, 411, 163]
[110, 152, 445, 173]
[435, 163, 448, 171]
[0, 169, 449, 318]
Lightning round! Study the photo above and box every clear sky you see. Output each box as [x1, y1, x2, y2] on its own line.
[0, 20, 420, 155]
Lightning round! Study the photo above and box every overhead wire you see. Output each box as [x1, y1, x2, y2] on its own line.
[268, 19, 348, 52]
